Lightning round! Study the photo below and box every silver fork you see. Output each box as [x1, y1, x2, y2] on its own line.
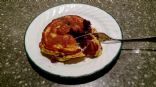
[75, 32, 156, 44]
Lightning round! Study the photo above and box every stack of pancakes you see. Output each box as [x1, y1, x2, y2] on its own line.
[39, 15, 102, 62]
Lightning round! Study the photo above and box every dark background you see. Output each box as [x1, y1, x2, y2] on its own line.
[0, 0, 156, 87]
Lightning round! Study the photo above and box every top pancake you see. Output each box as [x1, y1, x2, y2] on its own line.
[40, 15, 89, 55]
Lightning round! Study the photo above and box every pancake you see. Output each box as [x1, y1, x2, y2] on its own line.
[39, 15, 102, 62]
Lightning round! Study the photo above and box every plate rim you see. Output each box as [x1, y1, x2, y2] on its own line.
[24, 3, 123, 83]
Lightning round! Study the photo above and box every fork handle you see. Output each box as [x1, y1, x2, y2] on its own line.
[113, 36, 156, 42]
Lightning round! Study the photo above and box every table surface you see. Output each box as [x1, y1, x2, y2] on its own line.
[0, 0, 156, 87]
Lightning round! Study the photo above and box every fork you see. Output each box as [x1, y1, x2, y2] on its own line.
[75, 32, 156, 43]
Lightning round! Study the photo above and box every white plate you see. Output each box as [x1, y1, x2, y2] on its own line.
[25, 4, 122, 78]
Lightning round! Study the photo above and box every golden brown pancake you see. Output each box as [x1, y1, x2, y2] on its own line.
[39, 15, 102, 62]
